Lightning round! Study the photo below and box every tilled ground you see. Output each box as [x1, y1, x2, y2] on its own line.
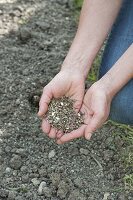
[0, 0, 132, 199]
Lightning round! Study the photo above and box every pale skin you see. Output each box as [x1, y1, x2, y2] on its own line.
[38, 0, 133, 144]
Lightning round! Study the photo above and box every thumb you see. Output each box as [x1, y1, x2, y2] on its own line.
[84, 113, 103, 140]
[38, 87, 52, 117]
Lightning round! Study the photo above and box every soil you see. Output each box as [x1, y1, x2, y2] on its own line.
[46, 97, 84, 133]
[0, 0, 132, 200]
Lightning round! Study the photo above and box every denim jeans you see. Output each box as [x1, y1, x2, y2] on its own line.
[99, 0, 133, 125]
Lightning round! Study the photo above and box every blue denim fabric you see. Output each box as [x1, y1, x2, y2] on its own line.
[99, 0, 133, 125]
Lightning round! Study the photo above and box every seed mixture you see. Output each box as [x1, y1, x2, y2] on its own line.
[46, 96, 84, 133]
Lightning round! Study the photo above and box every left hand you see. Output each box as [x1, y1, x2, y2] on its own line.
[56, 81, 112, 144]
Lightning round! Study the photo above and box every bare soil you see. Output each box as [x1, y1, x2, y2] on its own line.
[0, 0, 132, 199]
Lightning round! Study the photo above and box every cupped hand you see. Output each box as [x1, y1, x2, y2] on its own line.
[38, 68, 85, 139]
[56, 82, 112, 144]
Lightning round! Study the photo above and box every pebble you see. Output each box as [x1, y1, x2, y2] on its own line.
[5, 167, 12, 174]
[103, 150, 114, 161]
[38, 168, 47, 177]
[22, 174, 29, 183]
[35, 21, 50, 31]
[57, 180, 69, 199]
[9, 155, 22, 170]
[8, 191, 16, 200]
[16, 148, 27, 157]
[79, 148, 89, 155]
[68, 189, 85, 200]
[31, 178, 40, 186]
[0, 189, 9, 198]
[38, 181, 47, 195]
[74, 177, 83, 188]
[48, 150, 56, 159]
[117, 194, 126, 200]
[18, 27, 31, 43]
[42, 186, 52, 197]
[50, 173, 61, 187]
[0, 155, 4, 164]
[20, 166, 27, 172]
[103, 193, 110, 200]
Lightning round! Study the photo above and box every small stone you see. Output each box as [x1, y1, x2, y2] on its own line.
[43, 187, 52, 197]
[16, 148, 27, 157]
[18, 27, 31, 43]
[16, 99, 21, 105]
[102, 193, 110, 200]
[31, 178, 40, 186]
[10, 155, 22, 170]
[103, 150, 114, 161]
[68, 189, 86, 200]
[0, 155, 4, 164]
[5, 167, 12, 173]
[20, 166, 27, 172]
[15, 196, 23, 200]
[35, 21, 50, 31]
[117, 194, 126, 200]
[0, 189, 9, 198]
[69, 147, 79, 156]
[38, 168, 47, 177]
[48, 150, 56, 159]
[57, 181, 69, 199]
[50, 173, 61, 187]
[74, 178, 83, 188]
[22, 174, 29, 183]
[8, 191, 16, 200]
[13, 170, 18, 176]
[5, 146, 12, 153]
[38, 181, 47, 195]
[79, 148, 89, 155]
[0, 9, 3, 15]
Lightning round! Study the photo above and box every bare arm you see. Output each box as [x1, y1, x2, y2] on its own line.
[98, 44, 133, 99]
[62, 0, 122, 78]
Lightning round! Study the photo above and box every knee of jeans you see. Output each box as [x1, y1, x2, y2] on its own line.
[109, 93, 133, 125]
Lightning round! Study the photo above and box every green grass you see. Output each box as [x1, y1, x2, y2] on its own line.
[73, 0, 83, 9]
[108, 121, 133, 190]
[124, 174, 133, 191]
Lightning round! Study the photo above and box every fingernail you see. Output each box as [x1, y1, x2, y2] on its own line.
[85, 133, 92, 140]
[56, 140, 62, 145]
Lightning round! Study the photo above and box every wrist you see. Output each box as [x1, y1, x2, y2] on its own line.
[94, 75, 115, 101]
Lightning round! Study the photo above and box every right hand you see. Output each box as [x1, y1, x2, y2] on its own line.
[38, 69, 85, 139]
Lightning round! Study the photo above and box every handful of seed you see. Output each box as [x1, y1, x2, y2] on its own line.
[46, 96, 84, 133]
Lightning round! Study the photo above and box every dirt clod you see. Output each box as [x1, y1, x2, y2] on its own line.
[46, 96, 84, 133]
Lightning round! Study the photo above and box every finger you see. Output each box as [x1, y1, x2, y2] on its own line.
[38, 87, 52, 117]
[85, 113, 104, 140]
[56, 130, 64, 139]
[48, 127, 57, 139]
[56, 125, 86, 144]
[73, 99, 82, 113]
[42, 118, 51, 135]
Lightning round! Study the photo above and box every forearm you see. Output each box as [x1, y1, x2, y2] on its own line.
[62, 0, 122, 78]
[98, 44, 133, 99]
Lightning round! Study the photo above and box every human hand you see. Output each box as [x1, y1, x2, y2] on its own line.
[38, 68, 85, 139]
[56, 81, 112, 144]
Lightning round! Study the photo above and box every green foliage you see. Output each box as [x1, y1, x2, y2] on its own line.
[74, 0, 83, 9]
[108, 120, 133, 190]
[124, 174, 133, 191]
[88, 55, 101, 81]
